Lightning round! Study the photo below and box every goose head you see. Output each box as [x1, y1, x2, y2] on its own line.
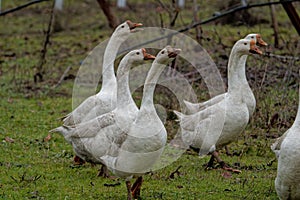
[113, 20, 143, 38]
[155, 46, 181, 64]
[234, 39, 263, 56]
[117, 49, 155, 77]
[127, 48, 156, 64]
[245, 33, 268, 47]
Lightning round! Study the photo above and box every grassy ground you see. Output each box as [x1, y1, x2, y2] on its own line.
[1, 0, 300, 199]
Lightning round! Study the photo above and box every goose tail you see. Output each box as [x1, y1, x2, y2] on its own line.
[173, 110, 184, 122]
[183, 100, 200, 113]
[49, 125, 72, 137]
[183, 100, 196, 108]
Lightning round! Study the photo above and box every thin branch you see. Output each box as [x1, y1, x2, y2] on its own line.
[0, 0, 50, 16]
[193, 0, 202, 44]
[34, 0, 55, 83]
[280, 0, 300, 35]
[269, 1, 280, 47]
[159, 12, 164, 28]
[155, 0, 172, 14]
[120, 0, 300, 54]
[263, 52, 300, 62]
[169, 165, 182, 179]
[96, 0, 118, 29]
[183, 0, 300, 32]
[52, 65, 72, 89]
[260, 63, 269, 89]
[170, 9, 179, 27]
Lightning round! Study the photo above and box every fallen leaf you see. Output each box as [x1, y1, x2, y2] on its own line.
[5, 136, 14, 143]
[7, 98, 13, 103]
[269, 113, 279, 127]
[221, 172, 232, 179]
[44, 134, 51, 142]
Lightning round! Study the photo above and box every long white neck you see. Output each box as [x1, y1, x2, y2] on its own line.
[227, 48, 245, 95]
[116, 58, 136, 108]
[140, 60, 167, 110]
[294, 86, 300, 126]
[100, 35, 123, 92]
[238, 55, 249, 86]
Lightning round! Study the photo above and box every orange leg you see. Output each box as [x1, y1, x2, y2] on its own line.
[73, 156, 85, 165]
[131, 176, 143, 199]
[97, 165, 110, 178]
[126, 180, 132, 200]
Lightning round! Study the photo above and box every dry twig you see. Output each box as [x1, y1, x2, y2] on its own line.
[34, 0, 55, 83]
[169, 165, 182, 179]
[52, 65, 72, 89]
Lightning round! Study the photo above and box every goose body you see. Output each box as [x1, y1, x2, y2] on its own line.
[175, 39, 262, 163]
[184, 34, 267, 118]
[51, 49, 154, 164]
[62, 21, 142, 126]
[102, 46, 181, 200]
[273, 86, 300, 199]
[176, 82, 249, 155]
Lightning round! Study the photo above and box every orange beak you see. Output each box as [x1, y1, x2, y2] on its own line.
[256, 34, 268, 46]
[142, 48, 156, 60]
[126, 20, 143, 32]
[249, 40, 263, 55]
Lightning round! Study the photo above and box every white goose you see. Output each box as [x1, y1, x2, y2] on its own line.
[101, 46, 181, 200]
[174, 39, 262, 172]
[62, 20, 142, 126]
[273, 85, 300, 199]
[183, 34, 267, 117]
[51, 49, 155, 176]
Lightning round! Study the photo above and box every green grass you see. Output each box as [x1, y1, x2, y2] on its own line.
[0, 99, 279, 199]
[1, 0, 300, 199]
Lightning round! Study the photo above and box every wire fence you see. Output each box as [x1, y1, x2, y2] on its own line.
[1, 0, 299, 85]
[0, 0, 50, 16]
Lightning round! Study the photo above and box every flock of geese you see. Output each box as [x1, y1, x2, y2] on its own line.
[51, 20, 300, 200]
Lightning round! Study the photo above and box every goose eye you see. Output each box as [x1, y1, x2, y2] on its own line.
[251, 36, 254, 39]
[244, 43, 247, 45]
[161, 51, 165, 54]
[121, 25, 125, 28]
[136, 52, 140, 55]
